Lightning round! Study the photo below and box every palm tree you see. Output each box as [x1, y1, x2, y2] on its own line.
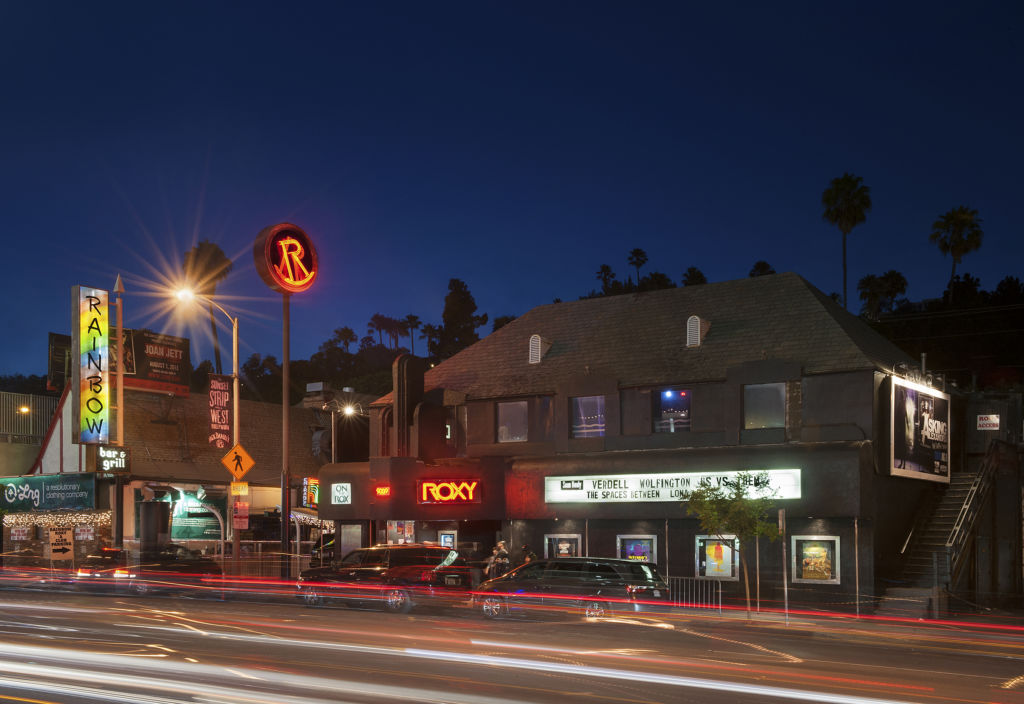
[403, 314, 421, 355]
[821, 173, 872, 310]
[595, 264, 616, 294]
[420, 323, 441, 357]
[930, 206, 984, 301]
[368, 313, 388, 346]
[627, 248, 648, 286]
[857, 270, 907, 320]
[183, 240, 233, 374]
[332, 326, 357, 353]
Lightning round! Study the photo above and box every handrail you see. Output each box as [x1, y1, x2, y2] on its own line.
[945, 440, 1008, 584]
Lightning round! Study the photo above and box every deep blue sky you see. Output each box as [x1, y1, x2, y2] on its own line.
[3, 2, 1021, 377]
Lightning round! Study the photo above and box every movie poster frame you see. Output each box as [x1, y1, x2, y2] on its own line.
[616, 534, 657, 563]
[544, 533, 582, 559]
[791, 535, 841, 585]
[695, 534, 740, 581]
[890, 376, 951, 484]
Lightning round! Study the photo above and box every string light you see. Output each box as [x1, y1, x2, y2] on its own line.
[3, 510, 111, 529]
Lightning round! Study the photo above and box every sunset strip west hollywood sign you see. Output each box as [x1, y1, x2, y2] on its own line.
[71, 286, 109, 444]
[544, 469, 802, 504]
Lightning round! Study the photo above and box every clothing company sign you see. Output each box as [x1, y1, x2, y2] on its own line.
[545, 469, 802, 504]
[417, 479, 481, 504]
[0, 474, 96, 512]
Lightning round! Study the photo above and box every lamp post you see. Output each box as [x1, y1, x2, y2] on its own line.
[176, 289, 240, 564]
[321, 401, 365, 464]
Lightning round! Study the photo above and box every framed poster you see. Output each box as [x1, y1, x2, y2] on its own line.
[438, 530, 458, 549]
[890, 376, 950, 483]
[792, 535, 840, 584]
[695, 535, 739, 580]
[544, 533, 581, 558]
[617, 534, 656, 562]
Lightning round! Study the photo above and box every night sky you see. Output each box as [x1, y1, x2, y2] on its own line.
[3, 2, 1021, 377]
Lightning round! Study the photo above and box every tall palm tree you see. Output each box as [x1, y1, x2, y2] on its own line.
[368, 313, 388, 346]
[627, 248, 648, 287]
[403, 314, 421, 355]
[821, 173, 872, 310]
[930, 206, 984, 301]
[183, 240, 233, 374]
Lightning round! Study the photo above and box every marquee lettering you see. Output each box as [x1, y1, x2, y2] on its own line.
[418, 480, 480, 504]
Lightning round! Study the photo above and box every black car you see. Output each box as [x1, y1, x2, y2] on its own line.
[61, 545, 223, 597]
[473, 557, 671, 619]
[297, 544, 470, 613]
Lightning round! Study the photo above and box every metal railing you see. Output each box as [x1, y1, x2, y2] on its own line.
[668, 576, 722, 613]
[946, 439, 1011, 586]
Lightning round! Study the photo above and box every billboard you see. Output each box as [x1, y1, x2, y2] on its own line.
[208, 374, 232, 448]
[890, 377, 951, 483]
[114, 329, 190, 397]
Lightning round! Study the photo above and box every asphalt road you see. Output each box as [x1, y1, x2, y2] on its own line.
[0, 589, 1021, 704]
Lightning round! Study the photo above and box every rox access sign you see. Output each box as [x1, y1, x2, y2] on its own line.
[417, 479, 481, 505]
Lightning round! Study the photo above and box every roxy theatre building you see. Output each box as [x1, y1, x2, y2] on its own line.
[318, 273, 976, 608]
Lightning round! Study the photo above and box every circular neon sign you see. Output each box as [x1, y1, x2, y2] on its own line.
[253, 223, 318, 294]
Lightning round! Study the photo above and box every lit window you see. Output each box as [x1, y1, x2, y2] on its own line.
[497, 401, 528, 442]
[743, 383, 786, 429]
[654, 388, 691, 433]
[571, 396, 605, 438]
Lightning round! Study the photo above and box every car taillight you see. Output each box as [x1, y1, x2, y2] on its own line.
[419, 570, 435, 582]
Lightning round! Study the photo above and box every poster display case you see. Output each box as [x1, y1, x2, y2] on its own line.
[616, 534, 656, 562]
[695, 535, 739, 580]
[792, 535, 840, 584]
[544, 533, 581, 558]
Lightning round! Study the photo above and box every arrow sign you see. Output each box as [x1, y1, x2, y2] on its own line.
[49, 528, 74, 561]
[51, 547, 71, 555]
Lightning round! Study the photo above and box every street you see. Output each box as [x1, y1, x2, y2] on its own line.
[0, 589, 1021, 703]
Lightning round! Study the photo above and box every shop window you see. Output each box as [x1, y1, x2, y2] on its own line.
[653, 388, 691, 433]
[497, 400, 528, 442]
[743, 383, 786, 430]
[791, 535, 840, 584]
[571, 395, 605, 438]
[695, 535, 739, 581]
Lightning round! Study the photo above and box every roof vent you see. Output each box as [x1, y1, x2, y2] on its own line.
[686, 315, 710, 348]
[529, 334, 552, 364]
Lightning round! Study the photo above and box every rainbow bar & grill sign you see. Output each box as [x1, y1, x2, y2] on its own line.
[71, 285, 109, 444]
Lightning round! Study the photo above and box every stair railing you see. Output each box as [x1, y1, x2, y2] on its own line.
[945, 439, 1006, 585]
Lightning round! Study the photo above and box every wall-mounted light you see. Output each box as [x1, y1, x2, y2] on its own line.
[17, 406, 30, 414]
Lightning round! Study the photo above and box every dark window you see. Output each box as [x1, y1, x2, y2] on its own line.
[743, 383, 786, 429]
[497, 401, 528, 442]
[571, 395, 605, 438]
[587, 562, 619, 579]
[621, 562, 661, 582]
[359, 549, 387, 568]
[653, 388, 691, 432]
[514, 563, 546, 580]
[338, 550, 367, 566]
[547, 561, 586, 575]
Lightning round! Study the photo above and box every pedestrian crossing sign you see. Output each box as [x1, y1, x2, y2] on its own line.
[221, 443, 255, 480]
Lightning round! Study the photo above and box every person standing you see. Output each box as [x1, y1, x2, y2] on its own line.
[518, 544, 537, 566]
[492, 540, 510, 578]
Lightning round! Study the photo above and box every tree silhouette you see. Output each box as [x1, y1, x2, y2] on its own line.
[492, 315, 515, 332]
[748, 261, 776, 277]
[627, 248, 648, 286]
[930, 206, 984, 302]
[331, 326, 358, 353]
[182, 240, 233, 374]
[682, 266, 707, 286]
[403, 314, 421, 355]
[595, 264, 616, 294]
[638, 271, 676, 291]
[822, 173, 872, 310]
[857, 270, 907, 320]
[420, 324, 441, 357]
[436, 279, 488, 360]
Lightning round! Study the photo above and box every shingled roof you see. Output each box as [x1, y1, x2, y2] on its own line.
[417, 272, 913, 400]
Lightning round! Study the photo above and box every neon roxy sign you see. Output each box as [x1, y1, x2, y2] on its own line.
[417, 480, 481, 505]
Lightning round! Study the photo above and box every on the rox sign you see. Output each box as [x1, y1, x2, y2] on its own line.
[71, 286, 109, 444]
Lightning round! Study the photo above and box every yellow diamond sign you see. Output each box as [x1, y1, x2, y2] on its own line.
[221, 443, 255, 480]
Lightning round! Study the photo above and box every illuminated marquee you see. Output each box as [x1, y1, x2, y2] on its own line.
[417, 480, 481, 505]
[253, 223, 318, 294]
[71, 286, 109, 444]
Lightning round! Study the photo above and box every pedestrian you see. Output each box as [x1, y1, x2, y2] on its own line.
[492, 540, 511, 578]
[518, 544, 537, 566]
[483, 545, 499, 579]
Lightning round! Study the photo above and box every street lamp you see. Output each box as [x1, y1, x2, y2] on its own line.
[321, 400, 365, 464]
[176, 287, 240, 563]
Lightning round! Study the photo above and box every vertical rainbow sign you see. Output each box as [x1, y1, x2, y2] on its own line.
[71, 286, 109, 444]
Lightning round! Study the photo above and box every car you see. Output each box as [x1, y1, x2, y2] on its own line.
[297, 543, 471, 613]
[308, 536, 335, 569]
[60, 545, 222, 597]
[473, 557, 672, 620]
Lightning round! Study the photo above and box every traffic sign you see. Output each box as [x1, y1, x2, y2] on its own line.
[49, 528, 74, 561]
[221, 443, 255, 480]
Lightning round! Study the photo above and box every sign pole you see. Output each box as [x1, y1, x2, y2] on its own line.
[281, 293, 291, 579]
[780, 508, 789, 626]
[114, 276, 125, 548]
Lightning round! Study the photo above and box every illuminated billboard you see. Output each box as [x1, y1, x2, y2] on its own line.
[114, 329, 191, 396]
[71, 286, 109, 444]
[890, 377, 950, 483]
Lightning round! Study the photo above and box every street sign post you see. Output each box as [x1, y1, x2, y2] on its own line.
[221, 443, 255, 481]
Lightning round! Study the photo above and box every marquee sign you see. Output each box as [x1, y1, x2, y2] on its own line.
[71, 285, 109, 444]
[545, 469, 801, 504]
[253, 223, 318, 294]
[417, 479, 481, 505]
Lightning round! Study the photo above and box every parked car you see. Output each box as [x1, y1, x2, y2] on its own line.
[308, 536, 335, 569]
[60, 545, 223, 597]
[473, 557, 671, 619]
[297, 544, 471, 613]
